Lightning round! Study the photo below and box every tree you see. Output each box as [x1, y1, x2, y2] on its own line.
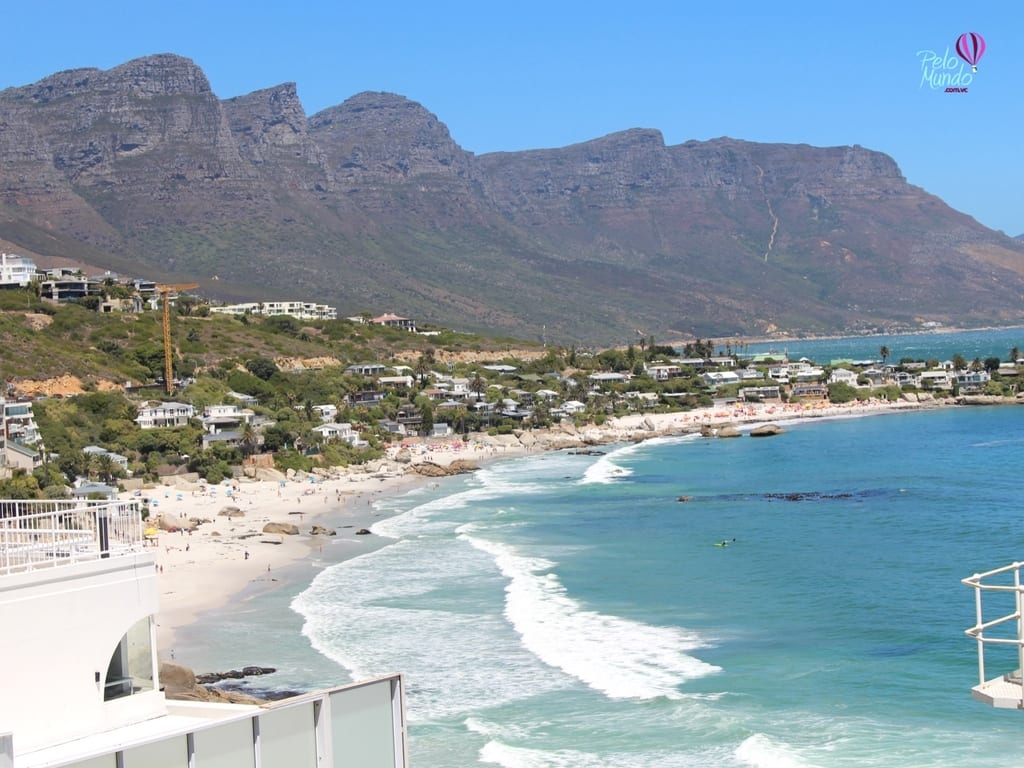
[470, 372, 486, 401]
[983, 357, 1001, 374]
[89, 454, 119, 484]
[951, 354, 967, 371]
[239, 422, 260, 458]
[879, 345, 890, 365]
[1010, 347, 1021, 364]
[245, 357, 279, 381]
[414, 354, 432, 387]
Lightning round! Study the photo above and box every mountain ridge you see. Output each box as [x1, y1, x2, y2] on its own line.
[2, 53, 1022, 344]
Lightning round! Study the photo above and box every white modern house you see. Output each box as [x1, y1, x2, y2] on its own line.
[828, 368, 858, 386]
[311, 423, 366, 447]
[0, 253, 37, 287]
[0, 498, 408, 767]
[135, 402, 196, 430]
[201, 404, 254, 434]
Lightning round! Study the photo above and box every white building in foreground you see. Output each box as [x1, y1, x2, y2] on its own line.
[0, 499, 408, 768]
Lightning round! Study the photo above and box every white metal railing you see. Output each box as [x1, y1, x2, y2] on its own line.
[963, 561, 1024, 706]
[0, 499, 145, 576]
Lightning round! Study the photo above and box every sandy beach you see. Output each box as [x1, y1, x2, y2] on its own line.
[142, 395, 946, 657]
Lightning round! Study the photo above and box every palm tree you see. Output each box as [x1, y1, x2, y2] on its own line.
[90, 454, 118, 484]
[879, 345, 890, 365]
[239, 422, 259, 458]
[470, 372, 486, 402]
[414, 354, 432, 388]
[1010, 347, 1021, 364]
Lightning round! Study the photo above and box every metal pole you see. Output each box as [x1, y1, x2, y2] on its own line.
[98, 507, 110, 559]
[1016, 564, 1023, 707]
[975, 577, 985, 685]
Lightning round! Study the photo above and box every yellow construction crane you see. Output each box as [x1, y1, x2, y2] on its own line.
[157, 283, 199, 395]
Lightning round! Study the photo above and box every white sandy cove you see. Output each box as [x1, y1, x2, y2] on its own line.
[141, 397, 933, 655]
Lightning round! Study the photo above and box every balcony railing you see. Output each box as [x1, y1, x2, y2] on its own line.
[963, 561, 1024, 708]
[0, 499, 145, 576]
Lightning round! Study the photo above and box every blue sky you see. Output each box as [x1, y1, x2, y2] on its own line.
[5, 1, 1022, 235]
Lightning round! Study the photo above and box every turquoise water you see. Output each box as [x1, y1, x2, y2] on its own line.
[176, 404, 1024, 767]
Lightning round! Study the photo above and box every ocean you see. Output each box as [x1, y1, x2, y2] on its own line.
[175, 331, 1024, 767]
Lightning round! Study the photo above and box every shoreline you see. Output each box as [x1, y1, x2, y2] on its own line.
[146, 440, 528, 654]
[146, 393, 1014, 665]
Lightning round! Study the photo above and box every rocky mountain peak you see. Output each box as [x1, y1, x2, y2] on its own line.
[309, 91, 473, 183]
[105, 54, 214, 98]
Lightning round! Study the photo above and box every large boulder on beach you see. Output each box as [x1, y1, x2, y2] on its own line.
[750, 423, 785, 437]
[311, 525, 336, 536]
[717, 426, 741, 438]
[155, 513, 197, 532]
[411, 460, 479, 477]
[159, 662, 264, 704]
[253, 467, 286, 483]
[218, 505, 244, 518]
[263, 522, 299, 535]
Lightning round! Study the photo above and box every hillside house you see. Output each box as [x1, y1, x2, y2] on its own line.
[349, 390, 384, 405]
[135, 401, 195, 429]
[956, 370, 991, 393]
[739, 385, 782, 402]
[201, 404, 254, 434]
[861, 368, 886, 386]
[2, 398, 41, 446]
[647, 364, 682, 381]
[702, 371, 740, 387]
[828, 368, 858, 386]
[793, 367, 825, 383]
[312, 422, 366, 447]
[311, 404, 338, 422]
[226, 390, 259, 406]
[378, 375, 414, 389]
[919, 370, 953, 390]
[39, 277, 105, 303]
[0, 252, 37, 287]
[589, 372, 628, 389]
[346, 363, 388, 376]
[790, 383, 828, 400]
[370, 313, 416, 331]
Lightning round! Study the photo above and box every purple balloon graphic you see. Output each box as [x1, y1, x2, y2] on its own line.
[955, 32, 986, 73]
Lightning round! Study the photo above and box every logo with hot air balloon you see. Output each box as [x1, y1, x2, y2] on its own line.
[916, 32, 985, 93]
[955, 32, 986, 73]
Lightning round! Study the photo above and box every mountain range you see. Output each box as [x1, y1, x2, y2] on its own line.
[2, 53, 1022, 344]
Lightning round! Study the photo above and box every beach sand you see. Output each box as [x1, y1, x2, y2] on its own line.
[145, 396, 941, 656]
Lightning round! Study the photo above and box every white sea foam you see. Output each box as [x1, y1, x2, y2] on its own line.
[371, 467, 548, 539]
[576, 441, 646, 484]
[462, 533, 720, 700]
[479, 740, 737, 768]
[576, 437, 699, 485]
[734, 734, 811, 768]
[293, 536, 570, 721]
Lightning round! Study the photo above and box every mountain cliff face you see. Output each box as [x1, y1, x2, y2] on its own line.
[2, 54, 1022, 343]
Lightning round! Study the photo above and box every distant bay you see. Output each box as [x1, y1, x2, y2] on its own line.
[736, 326, 1024, 363]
